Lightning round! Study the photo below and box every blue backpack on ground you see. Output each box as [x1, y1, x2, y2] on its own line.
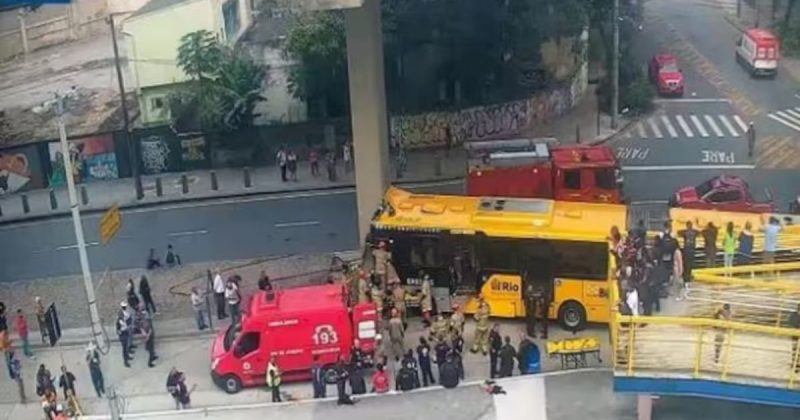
[526, 343, 541, 374]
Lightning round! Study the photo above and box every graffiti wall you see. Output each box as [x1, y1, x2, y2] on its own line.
[140, 134, 174, 175]
[390, 59, 589, 149]
[0, 144, 45, 194]
[48, 134, 119, 186]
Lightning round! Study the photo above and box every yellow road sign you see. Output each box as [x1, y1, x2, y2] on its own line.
[100, 205, 122, 244]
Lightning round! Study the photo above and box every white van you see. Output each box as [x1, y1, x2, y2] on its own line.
[736, 28, 780, 77]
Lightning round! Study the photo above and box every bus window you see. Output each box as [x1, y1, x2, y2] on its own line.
[552, 241, 608, 280]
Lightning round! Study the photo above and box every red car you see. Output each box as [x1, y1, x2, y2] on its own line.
[670, 175, 776, 213]
[649, 54, 685, 97]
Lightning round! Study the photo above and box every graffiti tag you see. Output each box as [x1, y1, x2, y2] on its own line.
[141, 136, 170, 174]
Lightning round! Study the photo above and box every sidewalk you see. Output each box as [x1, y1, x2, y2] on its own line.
[0, 85, 626, 224]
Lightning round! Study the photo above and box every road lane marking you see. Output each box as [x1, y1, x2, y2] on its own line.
[776, 110, 800, 125]
[704, 115, 724, 137]
[718, 115, 739, 137]
[675, 115, 694, 138]
[647, 118, 663, 138]
[55, 242, 100, 251]
[167, 229, 208, 237]
[636, 122, 648, 138]
[733, 115, 749, 132]
[653, 98, 731, 103]
[660, 116, 678, 137]
[785, 109, 800, 120]
[274, 220, 321, 228]
[767, 113, 800, 132]
[622, 164, 755, 171]
[690, 115, 710, 137]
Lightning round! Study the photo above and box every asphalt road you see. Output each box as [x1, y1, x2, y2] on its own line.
[612, 0, 800, 170]
[0, 181, 464, 281]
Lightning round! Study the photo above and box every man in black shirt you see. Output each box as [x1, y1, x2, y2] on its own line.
[489, 324, 502, 378]
[678, 221, 699, 287]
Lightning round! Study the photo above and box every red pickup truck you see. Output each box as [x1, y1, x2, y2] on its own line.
[670, 175, 776, 213]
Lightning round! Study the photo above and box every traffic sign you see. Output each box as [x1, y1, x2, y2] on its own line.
[100, 205, 122, 244]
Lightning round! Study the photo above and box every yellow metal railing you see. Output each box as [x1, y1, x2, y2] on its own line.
[612, 315, 800, 390]
[686, 263, 800, 327]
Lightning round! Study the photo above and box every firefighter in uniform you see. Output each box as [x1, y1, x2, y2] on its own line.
[391, 284, 407, 321]
[420, 274, 433, 326]
[372, 241, 391, 288]
[470, 297, 491, 354]
[357, 270, 371, 304]
[429, 313, 449, 343]
[370, 273, 385, 319]
[524, 282, 538, 338]
[532, 287, 549, 339]
[449, 304, 465, 338]
[388, 308, 405, 362]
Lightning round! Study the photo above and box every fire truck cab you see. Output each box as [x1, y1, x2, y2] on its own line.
[465, 138, 624, 204]
[210, 284, 378, 393]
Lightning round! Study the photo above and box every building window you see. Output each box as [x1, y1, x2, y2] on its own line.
[150, 97, 164, 112]
[223, 0, 240, 41]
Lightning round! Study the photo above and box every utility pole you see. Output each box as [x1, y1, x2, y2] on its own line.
[108, 14, 143, 200]
[611, 0, 620, 129]
[42, 91, 121, 420]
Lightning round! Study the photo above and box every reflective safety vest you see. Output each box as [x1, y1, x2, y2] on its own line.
[266, 363, 281, 388]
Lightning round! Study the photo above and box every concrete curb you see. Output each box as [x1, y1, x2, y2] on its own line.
[589, 118, 636, 146]
[0, 175, 465, 227]
[78, 368, 612, 419]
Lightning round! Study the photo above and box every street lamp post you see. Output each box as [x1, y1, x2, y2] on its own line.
[42, 91, 121, 420]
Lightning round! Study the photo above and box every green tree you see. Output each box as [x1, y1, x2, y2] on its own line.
[176, 30, 222, 80]
[170, 31, 265, 131]
[284, 11, 348, 118]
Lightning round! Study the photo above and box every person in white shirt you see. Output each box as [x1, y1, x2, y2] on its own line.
[212, 271, 226, 320]
[190, 288, 207, 331]
[626, 286, 640, 317]
[225, 280, 242, 326]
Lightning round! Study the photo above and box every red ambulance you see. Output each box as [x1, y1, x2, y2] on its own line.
[210, 284, 378, 393]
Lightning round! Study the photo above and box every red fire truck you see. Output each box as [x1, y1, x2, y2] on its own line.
[465, 138, 624, 204]
[211, 284, 378, 393]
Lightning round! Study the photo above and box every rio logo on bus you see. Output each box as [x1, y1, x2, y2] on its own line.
[490, 278, 520, 294]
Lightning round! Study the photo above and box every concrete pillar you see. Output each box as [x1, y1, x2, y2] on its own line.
[344, 0, 390, 244]
[17, 10, 29, 62]
[637, 394, 653, 420]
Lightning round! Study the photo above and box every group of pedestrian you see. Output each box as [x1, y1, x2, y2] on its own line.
[116, 298, 158, 368]
[35, 362, 80, 419]
[146, 244, 182, 270]
[212, 270, 243, 326]
[276, 142, 352, 184]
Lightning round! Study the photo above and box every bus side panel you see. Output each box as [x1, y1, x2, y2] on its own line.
[476, 273, 524, 318]
[582, 281, 611, 323]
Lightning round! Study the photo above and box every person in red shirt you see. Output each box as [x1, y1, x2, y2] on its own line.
[15, 310, 33, 358]
[371, 363, 390, 394]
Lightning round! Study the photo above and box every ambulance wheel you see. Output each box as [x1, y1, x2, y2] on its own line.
[222, 374, 242, 394]
[558, 301, 587, 331]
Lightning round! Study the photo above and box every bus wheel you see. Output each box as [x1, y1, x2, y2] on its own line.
[558, 301, 587, 331]
[223, 374, 242, 394]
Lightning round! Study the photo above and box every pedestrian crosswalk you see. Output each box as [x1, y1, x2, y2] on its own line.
[623, 114, 747, 139]
[767, 107, 800, 132]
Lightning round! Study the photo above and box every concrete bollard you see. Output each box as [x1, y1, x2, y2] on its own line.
[21, 194, 30, 214]
[155, 177, 163, 197]
[210, 171, 218, 191]
[434, 153, 442, 177]
[0, 202, 3, 217]
[49, 189, 57, 210]
[576, 124, 581, 144]
[80, 185, 89, 205]
[244, 167, 252, 188]
[181, 174, 189, 194]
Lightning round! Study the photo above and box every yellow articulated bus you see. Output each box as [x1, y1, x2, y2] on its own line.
[368, 187, 626, 331]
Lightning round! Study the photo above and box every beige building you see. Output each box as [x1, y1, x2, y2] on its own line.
[122, 0, 254, 125]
